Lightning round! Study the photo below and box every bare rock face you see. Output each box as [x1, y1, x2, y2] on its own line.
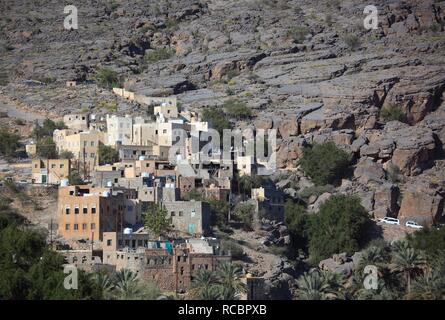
[354, 158, 386, 185]
[319, 253, 354, 277]
[276, 137, 306, 169]
[398, 181, 443, 225]
[300, 106, 355, 134]
[373, 183, 400, 219]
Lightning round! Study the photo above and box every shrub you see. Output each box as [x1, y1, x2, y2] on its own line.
[342, 33, 360, 51]
[59, 150, 74, 160]
[36, 137, 57, 159]
[209, 199, 229, 229]
[202, 106, 231, 135]
[95, 68, 120, 88]
[98, 100, 118, 113]
[299, 185, 335, 200]
[386, 163, 403, 183]
[68, 171, 84, 185]
[145, 48, 175, 62]
[32, 118, 66, 140]
[223, 100, 251, 120]
[284, 200, 308, 249]
[0, 129, 21, 157]
[98, 143, 119, 165]
[221, 239, 244, 260]
[183, 189, 203, 201]
[14, 119, 25, 126]
[234, 203, 255, 230]
[299, 142, 350, 186]
[307, 195, 373, 263]
[287, 26, 310, 44]
[380, 105, 406, 123]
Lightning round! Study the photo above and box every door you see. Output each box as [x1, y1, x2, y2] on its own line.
[188, 223, 196, 234]
[41, 174, 47, 184]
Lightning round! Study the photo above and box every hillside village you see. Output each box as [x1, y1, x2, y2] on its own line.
[0, 0, 444, 301]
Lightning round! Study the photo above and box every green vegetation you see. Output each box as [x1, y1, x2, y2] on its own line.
[221, 239, 244, 260]
[223, 99, 252, 120]
[68, 171, 84, 185]
[14, 119, 25, 126]
[183, 188, 203, 201]
[95, 68, 120, 88]
[287, 26, 310, 44]
[386, 163, 403, 184]
[284, 200, 308, 249]
[98, 100, 118, 113]
[145, 48, 175, 62]
[407, 227, 445, 262]
[190, 262, 246, 300]
[32, 118, 66, 140]
[299, 142, 350, 186]
[59, 150, 74, 160]
[98, 143, 119, 165]
[0, 202, 102, 299]
[380, 105, 407, 123]
[307, 195, 373, 263]
[209, 199, 229, 229]
[0, 129, 21, 158]
[298, 185, 335, 201]
[342, 33, 361, 51]
[234, 203, 255, 231]
[144, 204, 171, 236]
[36, 136, 57, 159]
[202, 106, 231, 135]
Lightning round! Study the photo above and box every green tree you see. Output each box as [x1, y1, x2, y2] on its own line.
[380, 105, 406, 123]
[209, 199, 229, 228]
[95, 68, 120, 88]
[215, 262, 246, 300]
[202, 106, 231, 136]
[0, 129, 21, 157]
[190, 269, 217, 299]
[32, 118, 66, 140]
[284, 200, 308, 249]
[295, 270, 334, 300]
[98, 142, 119, 165]
[410, 271, 444, 300]
[59, 150, 74, 160]
[407, 226, 445, 261]
[234, 203, 255, 231]
[36, 136, 57, 159]
[391, 241, 426, 294]
[307, 195, 373, 263]
[223, 100, 251, 120]
[69, 171, 84, 185]
[113, 269, 140, 300]
[183, 188, 203, 201]
[144, 204, 171, 236]
[299, 141, 350, 186]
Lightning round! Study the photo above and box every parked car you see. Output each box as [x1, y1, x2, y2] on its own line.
[379, 217, 400, 225]
[405, 220, 423, 229]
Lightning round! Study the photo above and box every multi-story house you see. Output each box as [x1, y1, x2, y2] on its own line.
[31, 159, 71, 185]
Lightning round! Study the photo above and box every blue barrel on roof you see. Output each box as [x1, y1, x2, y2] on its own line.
[165, 241, 173, 254]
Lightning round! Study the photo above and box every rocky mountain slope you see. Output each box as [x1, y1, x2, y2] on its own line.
[1, 0, 445, 224]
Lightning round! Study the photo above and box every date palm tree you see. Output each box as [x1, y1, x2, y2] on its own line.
[391, 241, 426, 294]
[113, 269, 140, 300]
[296, 270, 334, 300]
[190, 269, 217, 299]
[410, 271, 444, 300]
[92, 270, 114, 299]
[215, 262, 246, 300]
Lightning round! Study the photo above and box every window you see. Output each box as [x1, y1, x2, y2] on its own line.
[51, 164, 56, 169]
[91, 206, 96, 214]
[60, 164, 64, 168]
[65, 206, 70, 215]
[82, 223, 87, 230]
[163, 129, 167, 134]
[91, 141, 94, 146]
[65, 224, 70, 230]
[91, 223, 96, 230]
[171, 211, 176, 217]
[74, 206, 79, 214]
[90, 153, 95, 158]
[83, 206, 88, 214]
[146, 163, 150, 167]
[74, 224, 78, 230]
[107, 239, 112, 246]
[179, 211, 183, 217]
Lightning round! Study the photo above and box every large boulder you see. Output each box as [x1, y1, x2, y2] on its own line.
[354, 158, 386, 184]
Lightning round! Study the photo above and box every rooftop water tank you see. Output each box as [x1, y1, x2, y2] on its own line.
[141, 172, 150, 178]
[103, 191, 110, 197]
[106, 181, 113, 187]
[60, 179, 69, 187]
[123, 228, 133, 235]
[139, 155, 146, 161]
